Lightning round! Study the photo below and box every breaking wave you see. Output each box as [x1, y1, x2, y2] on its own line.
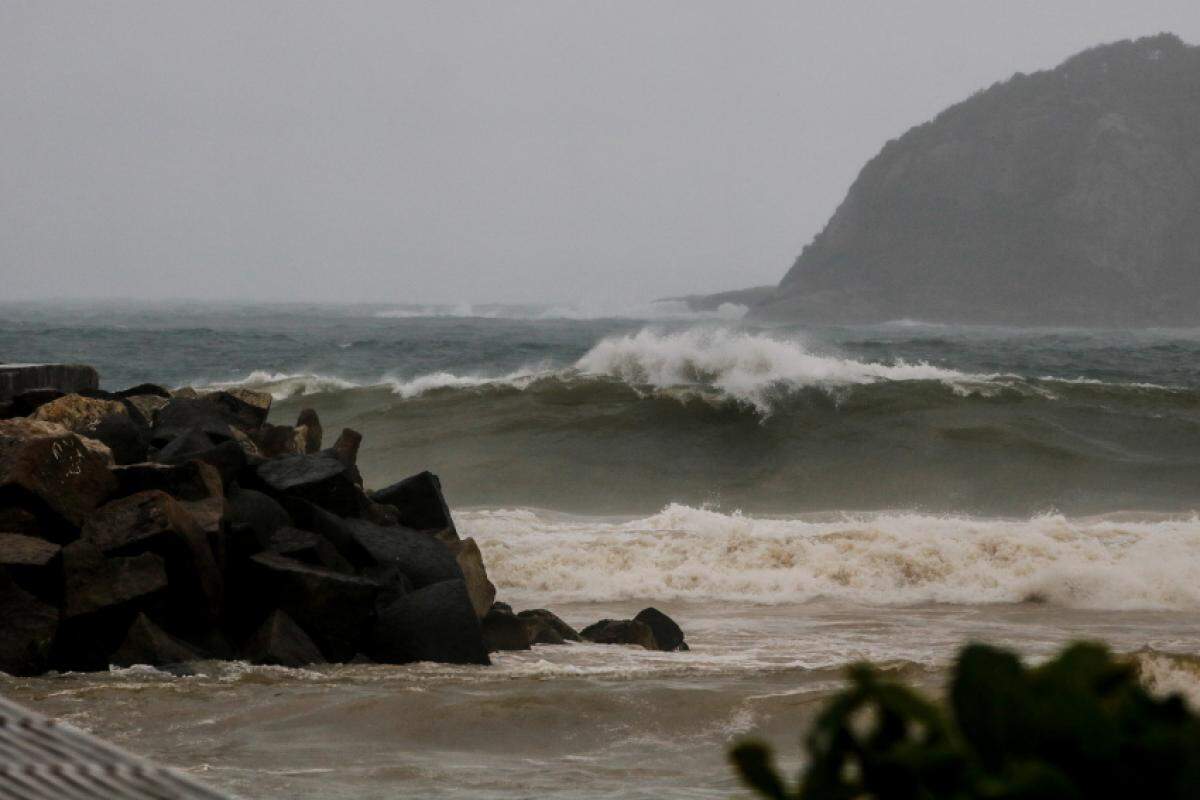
[464, 505, 1200, 610]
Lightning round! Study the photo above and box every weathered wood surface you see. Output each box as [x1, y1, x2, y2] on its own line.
[0, 695, 232, 799]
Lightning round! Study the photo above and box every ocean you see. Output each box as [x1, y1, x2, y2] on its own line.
[3, 300, 1200, 798]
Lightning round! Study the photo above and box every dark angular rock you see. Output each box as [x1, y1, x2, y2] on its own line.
[444, 537, 495, 618]
[225, 487, 292, 546]
[83, 491, 223, 630]
[245, 552, 381, 661]
[111, 460, 224, 503]
[481, 605, 531, 652]
[369, 579, 489, 666]
[154, 427, 216, 461]
[0, 504, 41, 537]
[370, 471, 457, 537]
[157, 435, 249, 486]
[0, 570, 59, 676]
[0, 533, 62, 604]
[204, 389, 272, 431]
[115, 383, 172, 399]
[278, 499, 374, 568]
[152, 399, 237, 446]
[0, 418, 117, 532]
[257, 453, 365, 517]
[0, 364, 99, 400]
[296, 408, 322, 454]
[580, 619, 658, 650]
[634, 607, 688, 652]
[122, 394, 169, 427]
[492, 601, 513, 615]
[61, 541, 169, 620]
[330, 428, 362, 466]
[242, 609, 325, 667]
[254, 424, 305, 458]
[267, 526, 352, 572]
[110, 613, 205, 668]
[341, 518, 462, 588]
[7, 388, 64, 417]
[518, 609, 581, 645]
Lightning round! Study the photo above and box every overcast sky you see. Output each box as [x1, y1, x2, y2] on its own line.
[3, 2, 1199, 306]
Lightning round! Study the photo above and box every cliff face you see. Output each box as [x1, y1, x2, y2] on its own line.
[759, 34, 1200, 325]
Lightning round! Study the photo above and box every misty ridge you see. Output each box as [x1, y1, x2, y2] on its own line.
[695, 34, 1200, 326]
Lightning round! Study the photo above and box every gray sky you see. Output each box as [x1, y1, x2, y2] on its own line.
[3, 1, 1199, 306]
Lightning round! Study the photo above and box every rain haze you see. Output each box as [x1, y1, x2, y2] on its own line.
[3, 0, 1200, 305]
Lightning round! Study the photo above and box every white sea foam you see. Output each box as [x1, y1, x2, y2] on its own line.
[461, 505, 1200, 610]
[372, 300, 749, 321]
[196, 370, 361, 399]
[575, 328, 990, 412]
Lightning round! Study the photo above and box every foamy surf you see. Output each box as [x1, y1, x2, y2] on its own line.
[462, 505, 1200, 610]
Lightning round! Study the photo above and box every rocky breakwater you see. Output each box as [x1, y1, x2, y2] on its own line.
[0, 366, 687, 675]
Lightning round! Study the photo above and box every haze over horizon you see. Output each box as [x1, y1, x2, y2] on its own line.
[4, 1, 1200, 306]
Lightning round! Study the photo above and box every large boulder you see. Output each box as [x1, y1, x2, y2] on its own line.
[82, 491, 223, 630]
[112, 460, 224, 502]
[225, 487, 292, 546]
[634, 607, 688, 652]
[580, 619, 659, 650]
[0, 418, 116, 535]
[0, 364, 99, 399]
[110, 613, 206, 668]
[243, 553, 381, 661]
[518, 609, 581, 645]
[203, 389, 272, 431]
[154, 432, 250, 485]
[444, 538, 495, 618]
[0, 533, 62, 604]
[278, 499, 374, 568]
[253, 424, 307, 458]
[151, 398, 238, 446]
[30, 394, 149, 464]
[267, 527, 352, 573]
[0, 570, 59, 676]
[115, 383, 172, 399]
[370, 471, 457, 537]
[256, 454, 365, 518]
[481, 605, 531, 652]
[241, 609, 325, 667]
[340, 518, 462, 588]
[122, 394, 169, 427]
[369, 579, 489, 665]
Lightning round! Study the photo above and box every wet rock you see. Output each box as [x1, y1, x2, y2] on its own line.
[481, 605, 531, 651]
[111, 460, 224, 503]
[341, 518, 462, 587]
[370, 471, 457, 537]
[245, 552, 382, 661]
[110, 613, 205, 668]
[115, 383, 172, 399]
[580, 619, 658, 650]
[0, 364, 99, 399]
[369, 579, 489, 666]
[0, 504, 41, 537]
[225, 487, 292, 546]
[242, 609, 325, 667]
[204, 388, 271, 431]
[83, 491, 223, 629]
[518, 609, 581, 645]
[0, 570, 59, 676]
[296, 409, 322, 454]
[0, 418, 116, 533]
[444, 537, 495, 618]
[634, 607, 688, 652]
[257, 453, 365, 517]
[267, 526, 352, 572]
[0, 533, 62, 604]
[29, 395, 148, 465]
[278, 499, 375, 568]
[7, 389, 65, 417]
[152, 399, 237, 446]
[121, 394, 169, 427]
[254, 424, 306, 458]
[156, 434, 249, 486]
[61, 542, 168, 619]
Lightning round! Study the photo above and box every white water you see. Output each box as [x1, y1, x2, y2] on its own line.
[463, 504, 1200, 611]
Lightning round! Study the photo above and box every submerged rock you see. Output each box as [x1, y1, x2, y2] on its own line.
[110, 613, 205, 668]
[481, 604, 531, 651]
[634, 607, 688, 651]
[242, 609, 324, 667]
[518, 609, 580, 645]
[580, 619, 658, 650]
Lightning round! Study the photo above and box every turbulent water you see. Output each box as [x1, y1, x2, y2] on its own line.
[3, 301, 1200, 798]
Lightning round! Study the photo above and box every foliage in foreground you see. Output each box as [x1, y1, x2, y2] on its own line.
[730, 643, 1200, 799]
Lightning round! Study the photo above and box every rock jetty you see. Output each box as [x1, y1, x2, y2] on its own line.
[0, 364, 686, 675]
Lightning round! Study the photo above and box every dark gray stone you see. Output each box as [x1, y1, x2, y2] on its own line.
[0, 533, 62, 604]
[580, 619, 658, 650]
[241, 609, 325, 667]
[256, 454, 365, 518]
[481, 606, 530, 652]
[369, 579, 489, 665]
[370, 471, 457, 536]
[0, 571, 58, 676]
[110, 613, 205, 668]
[634, 607, 688, 652]
[518, 609, 581, 644]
